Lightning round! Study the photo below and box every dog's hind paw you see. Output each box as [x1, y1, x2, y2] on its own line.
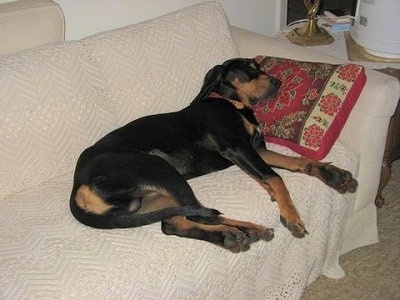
[222, 225, 274, 252]
[280, 215, 308, 238]
[244, 226, 274, 243]
[222, 231, 251, 252]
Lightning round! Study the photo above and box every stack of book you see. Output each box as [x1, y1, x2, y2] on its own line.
[323, 9, 352, 32]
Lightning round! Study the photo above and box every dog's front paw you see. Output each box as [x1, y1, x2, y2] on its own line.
[318, 164, 358, 194]
[280, 215, 308, 238]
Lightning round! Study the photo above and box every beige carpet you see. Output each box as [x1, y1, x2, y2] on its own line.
[302, 160, 400, 299]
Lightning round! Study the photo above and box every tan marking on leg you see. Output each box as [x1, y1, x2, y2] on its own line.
[260, 177, 299, 218]
[136, 188, 179, 214]
[258, 176, 306, 237]
[257, 148, 318, 172]
[166, 216, 242, 235]
[218, 216, 274, 241]
[164, 216, 253, 252]
[258, 148, 357, 192]
[257, 148, 342, 180]
[75, 185, 114, 215]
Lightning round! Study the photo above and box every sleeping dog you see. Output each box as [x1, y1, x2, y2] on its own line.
[70, 58, 357, 252]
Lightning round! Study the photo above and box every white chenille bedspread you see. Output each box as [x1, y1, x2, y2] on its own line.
[0, 2, 358, 298]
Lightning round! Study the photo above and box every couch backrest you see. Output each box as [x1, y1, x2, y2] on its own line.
[82, 1, 238, 124]
[0, 1, 238, 196]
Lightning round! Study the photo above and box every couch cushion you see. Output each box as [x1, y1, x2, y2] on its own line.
[253, 56, 366, 160]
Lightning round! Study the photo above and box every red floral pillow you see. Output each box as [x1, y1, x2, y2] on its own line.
[253, 56, 366, 160]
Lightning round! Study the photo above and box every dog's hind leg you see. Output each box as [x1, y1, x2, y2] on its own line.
[138, 171, 271, 252]
[162, 216, 268, 252]
[134, 179, 270, 252]
[71, 151, 220, 229]
[186, 215, 274, 243]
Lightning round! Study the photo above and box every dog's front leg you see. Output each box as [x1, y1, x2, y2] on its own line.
[257, 148, 358, 194]
[256, 176, 307, 238]
[221, 144, 308, 238]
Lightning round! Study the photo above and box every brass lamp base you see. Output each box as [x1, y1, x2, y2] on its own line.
[287, 0, 334, 46]
[287, 22, 334, 46]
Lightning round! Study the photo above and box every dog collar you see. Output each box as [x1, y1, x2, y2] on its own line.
[209, 92, 245, 109]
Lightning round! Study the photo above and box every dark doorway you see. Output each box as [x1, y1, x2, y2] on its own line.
[287, 0, 357, 25]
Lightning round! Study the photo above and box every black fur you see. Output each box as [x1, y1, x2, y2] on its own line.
[70, 58, 282, 250]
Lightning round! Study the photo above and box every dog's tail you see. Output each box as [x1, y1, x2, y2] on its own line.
[70, 200, 221, 229]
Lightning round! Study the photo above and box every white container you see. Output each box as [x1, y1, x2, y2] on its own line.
[350, 0, 400, 58]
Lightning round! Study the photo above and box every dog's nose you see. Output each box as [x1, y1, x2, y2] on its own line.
[270, 77, 281, 90]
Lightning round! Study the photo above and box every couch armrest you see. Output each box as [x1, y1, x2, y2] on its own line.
[0, 0, 65, 56]
[231, 25, 400, 211]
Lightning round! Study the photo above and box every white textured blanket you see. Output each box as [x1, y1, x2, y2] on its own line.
[0, 142, 357, 299]
[0, 2, 358, 298]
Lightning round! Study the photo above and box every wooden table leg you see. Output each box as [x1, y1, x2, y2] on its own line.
[375, 68, 400, 207]
[375, 97, 400, 207]
[375, 159, 392, 207]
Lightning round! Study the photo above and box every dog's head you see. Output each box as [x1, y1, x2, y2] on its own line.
[192, 58, 280, 107]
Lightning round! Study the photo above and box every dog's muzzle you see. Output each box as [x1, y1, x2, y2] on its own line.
[250, 77, 281, 106]
[268, 77, 281, 99]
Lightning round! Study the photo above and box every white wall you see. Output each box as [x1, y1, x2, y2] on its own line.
[0, 0, 287, 40]
[54, 0, 287, 40]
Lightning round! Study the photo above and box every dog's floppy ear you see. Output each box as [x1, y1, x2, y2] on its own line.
[191, 65, 224, 104]
[216, 80, 240, 102]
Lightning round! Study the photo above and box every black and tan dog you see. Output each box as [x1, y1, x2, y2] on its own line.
[70, 58, 357, 252]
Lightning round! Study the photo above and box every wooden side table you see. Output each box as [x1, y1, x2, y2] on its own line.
[375, 68, 400, 206]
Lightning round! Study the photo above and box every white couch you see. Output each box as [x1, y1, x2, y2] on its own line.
[1, 1, 399, 299]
